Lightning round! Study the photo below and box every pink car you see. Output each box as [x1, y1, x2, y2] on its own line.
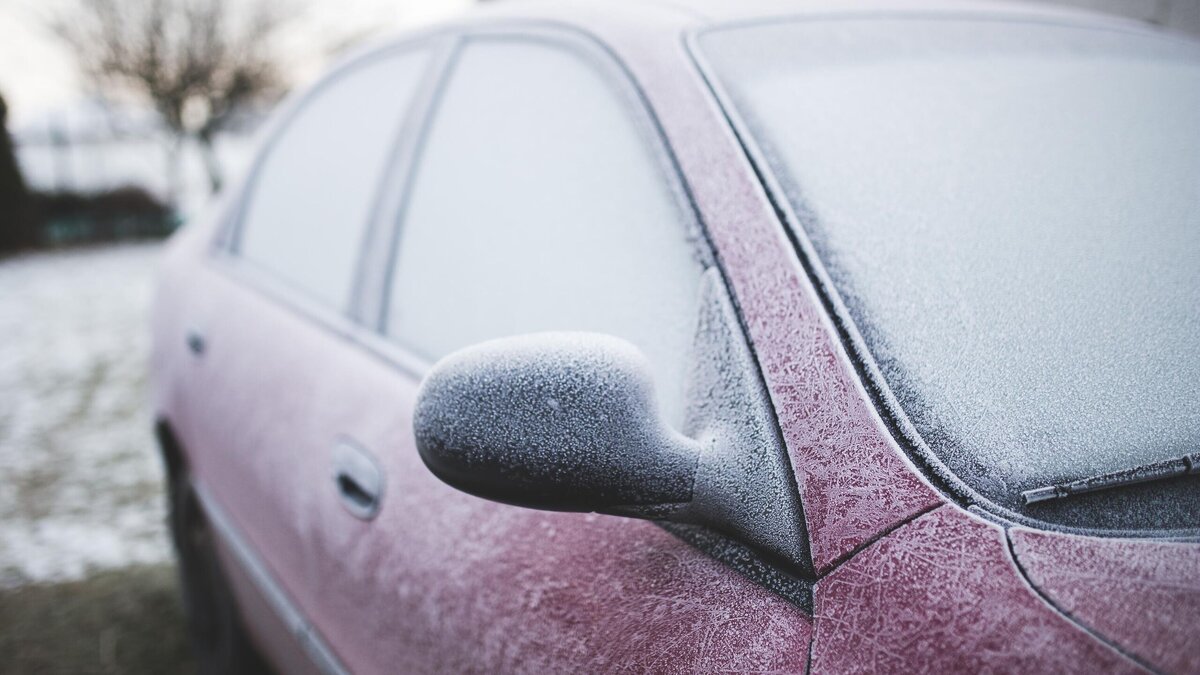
[151, 1, 1200, 673]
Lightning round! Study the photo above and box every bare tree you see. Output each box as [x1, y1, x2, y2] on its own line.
[51, 0, 291, 198]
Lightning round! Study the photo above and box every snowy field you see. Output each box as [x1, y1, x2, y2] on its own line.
[0, 243, 170, 587]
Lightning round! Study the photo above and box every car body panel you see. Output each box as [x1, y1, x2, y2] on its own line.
[205, 486, 332, 675]
[811, 506, 1143, 673]
[1011, 528, 1200, 674]
[473, 0, 1128, 27]
[168, 257, 337, 629]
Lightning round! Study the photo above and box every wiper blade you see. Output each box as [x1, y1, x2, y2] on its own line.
[1022, 452, 1199, 505]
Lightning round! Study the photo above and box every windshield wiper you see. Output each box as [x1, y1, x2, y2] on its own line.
[1022, 452, 1199, 505]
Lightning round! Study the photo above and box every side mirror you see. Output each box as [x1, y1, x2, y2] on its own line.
[413, 333, 701, 518]
[413, 271, 812, 573]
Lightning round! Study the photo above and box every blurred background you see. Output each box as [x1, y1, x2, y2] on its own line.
[0, 0, 1196, 672]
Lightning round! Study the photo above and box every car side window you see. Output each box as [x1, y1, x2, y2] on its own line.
[386, 38, 706, 425]
[236, 49, 431, 310]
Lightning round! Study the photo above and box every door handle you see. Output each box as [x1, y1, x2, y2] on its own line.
[186, 329, 206, 356]
[332, 441, 384, 520]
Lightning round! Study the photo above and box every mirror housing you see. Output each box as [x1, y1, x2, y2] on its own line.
[413, 333, 701, 518]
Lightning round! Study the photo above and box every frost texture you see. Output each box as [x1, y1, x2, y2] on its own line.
[1011, 527, 1200, 674]
[0, 244, 169, 586]
[678, 270, 810, 569]
[171, 247, 815, 671]
[413, 332, 699, 512]
[703, 21, 1200, 518]
[696, 190, 940, 572]
[354, 501, 814, 674]
[628, 24, 942, 573]
[414, 270, 811, 570]
[812, 507, 1140, 673]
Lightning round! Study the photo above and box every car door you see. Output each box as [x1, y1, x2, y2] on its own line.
[174, 42, 440, 672]
[296, 29, 815, 673]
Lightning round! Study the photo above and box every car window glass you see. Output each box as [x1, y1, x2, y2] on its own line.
[387, 40, 705, 425]
[701, 20, 1200, 522]
[238, 49, 430, 309]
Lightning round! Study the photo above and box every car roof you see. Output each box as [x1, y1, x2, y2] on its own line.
[462, 0, 1149, 34]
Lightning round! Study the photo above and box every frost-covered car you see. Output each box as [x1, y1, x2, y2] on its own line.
[150, 1, 1200, 673]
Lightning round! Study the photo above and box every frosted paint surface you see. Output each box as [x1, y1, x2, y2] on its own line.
[388, 39, 705, 427]
[669, 149, 942, 569]
[812, 507, 1140, 673]
[341, 497, 815, 674]
[165, 247, 814, 672]
[678, 271, 810, 569]
[1011, 527, 1200, 674]
[239, 49, 430, 309]
[702, 21, 1200, 517]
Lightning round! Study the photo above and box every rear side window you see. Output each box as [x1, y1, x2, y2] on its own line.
[386, 39, 706, 424]
[237, 49, 430, 309]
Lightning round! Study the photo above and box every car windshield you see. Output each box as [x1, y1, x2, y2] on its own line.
[700, 18, 1200, 526]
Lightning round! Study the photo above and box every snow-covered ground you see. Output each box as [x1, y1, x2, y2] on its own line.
[0, 243, 169, 587]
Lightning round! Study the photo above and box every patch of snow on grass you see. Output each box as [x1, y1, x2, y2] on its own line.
[0, 243, 169, 587]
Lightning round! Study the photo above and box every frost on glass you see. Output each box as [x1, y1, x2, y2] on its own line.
[387, 41, 704, 426]
[238, 49, 430, 308]
[703, 21, 1200, 515]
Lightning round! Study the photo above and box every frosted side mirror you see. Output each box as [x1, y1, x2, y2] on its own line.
[414, 332, 700, 518]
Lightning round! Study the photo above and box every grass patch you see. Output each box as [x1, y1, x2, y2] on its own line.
[0, 564, 195, 674]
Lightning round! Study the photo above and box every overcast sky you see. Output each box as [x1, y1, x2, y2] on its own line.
[0, 0, 474, 127]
